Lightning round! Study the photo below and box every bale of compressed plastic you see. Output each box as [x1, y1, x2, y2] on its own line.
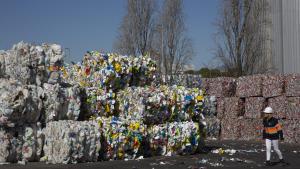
[42, 43, 64, 84]
[61, 52, 156, 90]
[223, 97, 245, 119]
[22, 125, 38, 162]
[285, 74, 300, 97]
[206, 77, 236, 97]
[282, 119, 300, 143]
[216, 98, 225, 119]
[238, 119, 262, 141]
[0, 42, 64, 86]
[147, 124, 168, 156]
[236, 75, 263, 97]
[220, 118, 241, 140]
[245, 97, 265, 119]
[0, 79, 43, 125]
[167, 121, 201, 156]
[205, 118, 221, 140]
[0, 129, 10, 163]
[63, 85, 82, 120]
[42, 83, 66, 122]
[42, 120, 101, 164]
[286, 97, 300, 119]
[1, 42, 38, 84]
[262, 74, 284, 98]
[0, 123, 42, 163]
[202, 96, 217, 117]
[268, 96, 287, 119]
[115, 86, 205, 124]
[98, 116, 145, 160]
[42, 83, 81, 122]
[0, 50, 7, 78]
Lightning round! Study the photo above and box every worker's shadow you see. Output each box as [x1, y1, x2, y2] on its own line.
[269, 161, 290, 166]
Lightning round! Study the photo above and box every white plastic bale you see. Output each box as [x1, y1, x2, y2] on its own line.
[0, 51, 7, 78]
[0, 124, 40, 163]
[43, 44, 64, 66]
[203, 96, 217, 117]
[0, 42, 64, 86]
[42, 43, 64, 85]
[42, 83, 63, 122]
[22, 125, 38, 162]
[0, 42, 47, 85]
[36, 122, 44, 159]
[64, 85, 82, 120]
[42, 120, 101, 164]
[0, 129, 10, 163]
[0, 79, 43, 125]
[42, 83, 81, 122]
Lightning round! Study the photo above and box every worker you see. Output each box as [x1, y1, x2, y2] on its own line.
[263, 106, 285, 166]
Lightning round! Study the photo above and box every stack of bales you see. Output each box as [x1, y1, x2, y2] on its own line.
[203, 74, 300, 143]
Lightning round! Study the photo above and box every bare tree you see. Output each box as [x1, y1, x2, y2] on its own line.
[114, 0, 156, 56]
[214, 0, 271, 77]
[158, 0, 194, 84]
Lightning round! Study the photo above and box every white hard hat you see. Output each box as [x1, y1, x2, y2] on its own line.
[263, 107, 273, 114]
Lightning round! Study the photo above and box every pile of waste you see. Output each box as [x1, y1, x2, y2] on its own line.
[0, 42, 209, 165]
[61, 51, 156, 89]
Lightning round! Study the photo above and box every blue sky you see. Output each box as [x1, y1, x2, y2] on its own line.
[0, 0, 219, 69]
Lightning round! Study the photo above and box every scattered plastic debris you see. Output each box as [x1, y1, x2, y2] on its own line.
[225, 149, 237, 155]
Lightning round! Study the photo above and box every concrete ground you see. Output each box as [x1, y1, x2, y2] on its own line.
[1, 140, 299, 169]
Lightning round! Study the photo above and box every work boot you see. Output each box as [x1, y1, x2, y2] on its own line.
[265, 161, 272, 166]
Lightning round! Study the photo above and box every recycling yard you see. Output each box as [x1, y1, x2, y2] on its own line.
[0, 42, 299, 169]
[2, 0, 300, 168]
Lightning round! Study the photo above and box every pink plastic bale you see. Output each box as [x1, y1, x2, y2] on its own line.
[236, 75, 263, 97]
[285, 74, 300, 97]
[268, 96, 287, 119]
[245, 97, 265, 119]
[220, 118, 241, 140]
[286, 97, 300, 119]
[223, 97, 245, 119]
[282, 119, 300, 144]
[262, 74, 284, 98]
[206, 77, 236, 97]
[239, 119, 262, 141]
